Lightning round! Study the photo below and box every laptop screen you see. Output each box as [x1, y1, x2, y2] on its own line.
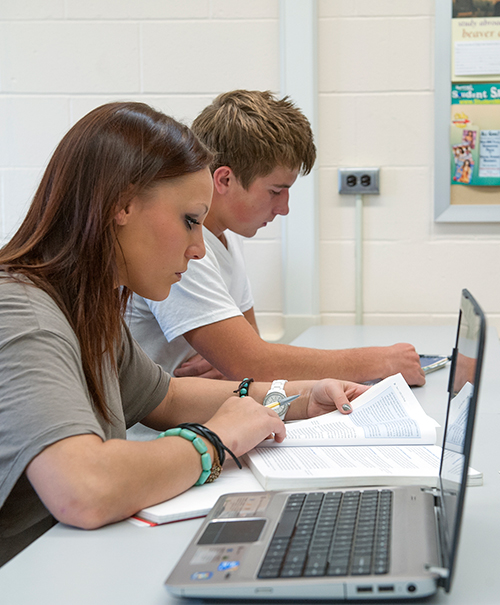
[439, 289, 485, 592]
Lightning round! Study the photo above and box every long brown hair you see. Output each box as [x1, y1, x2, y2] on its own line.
[0, 102, 212, 420]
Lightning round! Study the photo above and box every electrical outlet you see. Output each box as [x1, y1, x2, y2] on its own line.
[338, 168, 380, 195]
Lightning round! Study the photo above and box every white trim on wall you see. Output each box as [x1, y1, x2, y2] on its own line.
[279, 0, 320, 342]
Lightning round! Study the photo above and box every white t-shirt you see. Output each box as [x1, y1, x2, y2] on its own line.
[127, 227, 254, 375]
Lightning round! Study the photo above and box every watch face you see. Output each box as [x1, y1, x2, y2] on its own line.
[271, 402, 290, 421]
[263, 392, 289, 420]
[264, 392, 285, 405]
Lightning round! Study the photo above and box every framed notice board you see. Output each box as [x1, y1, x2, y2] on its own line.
[435, 0, 500, 222]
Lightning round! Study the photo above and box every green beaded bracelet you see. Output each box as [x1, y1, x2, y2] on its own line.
[234, 377, 254, 397]
[157, 427, 213, 486]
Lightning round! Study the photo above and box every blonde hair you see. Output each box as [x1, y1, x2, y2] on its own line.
[191, 90, 316, 189]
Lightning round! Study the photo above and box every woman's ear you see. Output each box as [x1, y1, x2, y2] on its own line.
[114, 199, 134, 226]
[114, 185, 139, 226]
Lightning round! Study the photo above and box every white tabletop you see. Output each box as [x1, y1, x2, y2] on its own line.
[1, 325, 500, 605]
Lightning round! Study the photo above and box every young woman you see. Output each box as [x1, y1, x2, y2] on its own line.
[0, 102, 367, 566]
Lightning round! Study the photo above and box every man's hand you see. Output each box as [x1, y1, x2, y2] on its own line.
[385, 343, 425, 386]
[174, 353, 226, 379]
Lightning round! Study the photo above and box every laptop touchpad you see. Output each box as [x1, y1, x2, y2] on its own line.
[198, 519, 266, 545]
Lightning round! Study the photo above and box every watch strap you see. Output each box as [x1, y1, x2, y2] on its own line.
[266, 379, 288, 398]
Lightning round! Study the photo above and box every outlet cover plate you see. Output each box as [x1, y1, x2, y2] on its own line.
[338, 168, 380, 195]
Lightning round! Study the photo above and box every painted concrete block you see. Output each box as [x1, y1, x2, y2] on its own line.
[142, 21, 278, 93]
[0, 23, 140, 93]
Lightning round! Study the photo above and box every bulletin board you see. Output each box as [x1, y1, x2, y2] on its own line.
[435, 0, 500, 221]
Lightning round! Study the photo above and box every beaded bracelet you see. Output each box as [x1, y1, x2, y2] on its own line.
[177, 423, 242, 471]
[156, 427, 213, 486]
[234, 377, 254, 397]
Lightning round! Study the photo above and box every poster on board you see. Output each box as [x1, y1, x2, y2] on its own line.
[451, 83, 500, 186]
[452, 1, 500, 83]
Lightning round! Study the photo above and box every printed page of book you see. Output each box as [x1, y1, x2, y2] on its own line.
[261, 373, 439, 447]
[245, 444, 482, 491]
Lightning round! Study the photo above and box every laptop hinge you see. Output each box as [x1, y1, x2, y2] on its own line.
[425, 565, 450, 580]
[421, 486, 440, 508]
[426, 488, 450, 587]
[420, 487, 439, 496]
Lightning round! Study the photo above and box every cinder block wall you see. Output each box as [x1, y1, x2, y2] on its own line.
[1, 0, 499, 338]
[317, 0, 500, 333]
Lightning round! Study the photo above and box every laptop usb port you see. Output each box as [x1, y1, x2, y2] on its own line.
[356, 586, 373, 593]
[378, 585, 395, 593]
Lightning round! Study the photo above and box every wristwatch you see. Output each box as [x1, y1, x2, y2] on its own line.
[263, 380, 289, 421]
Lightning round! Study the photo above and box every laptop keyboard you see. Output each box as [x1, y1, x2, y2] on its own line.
[258, 490, 392, 579]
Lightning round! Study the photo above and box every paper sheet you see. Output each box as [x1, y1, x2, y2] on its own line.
[260, 374, 439, 447]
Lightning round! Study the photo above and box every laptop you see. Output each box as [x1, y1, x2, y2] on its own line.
[166, 289, 486, 601]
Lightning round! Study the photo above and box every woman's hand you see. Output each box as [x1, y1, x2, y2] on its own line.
[304, 379, 370, 418]
[205, 395, 286, 457]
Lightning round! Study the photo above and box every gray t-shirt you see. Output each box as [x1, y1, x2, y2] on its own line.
[0, 276, 170, 565]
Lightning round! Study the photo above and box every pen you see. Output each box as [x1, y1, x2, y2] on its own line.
[265, 394, 300, 409]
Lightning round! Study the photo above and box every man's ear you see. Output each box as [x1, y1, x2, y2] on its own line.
[212, 166, 234, 195]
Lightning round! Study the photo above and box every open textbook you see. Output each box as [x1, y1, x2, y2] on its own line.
[244, 444, 482, 491]
[245, 374, 482, 490]
[258, 373, 440, 448]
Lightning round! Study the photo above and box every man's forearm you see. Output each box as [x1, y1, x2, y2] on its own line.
[185, 317, 424, 386]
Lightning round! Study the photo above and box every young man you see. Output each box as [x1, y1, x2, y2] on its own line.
[127, 90, 424, 390]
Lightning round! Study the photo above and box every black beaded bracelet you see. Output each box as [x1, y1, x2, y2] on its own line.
[176, 423, 242, 470]
[234, 377, 254, 397]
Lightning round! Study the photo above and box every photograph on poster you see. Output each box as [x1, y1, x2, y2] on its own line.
[453, 0, 500, 19]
